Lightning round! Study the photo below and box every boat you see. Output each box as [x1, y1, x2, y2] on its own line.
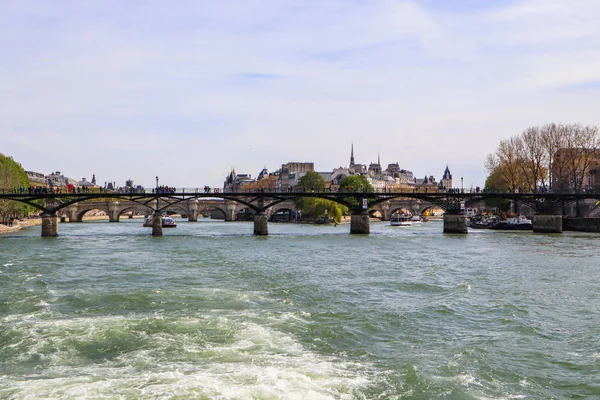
[390, 213, 412, 226]
[143, 216, 178, 228]
[490, 215, 532, 230]
[315, 215, 334, 224]
[410, 215, 423, 224]
[469, 215, 501, 229]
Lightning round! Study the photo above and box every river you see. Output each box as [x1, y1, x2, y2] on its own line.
[1, 219, 599, 399]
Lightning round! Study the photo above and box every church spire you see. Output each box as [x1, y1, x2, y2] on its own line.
[378, 152, 380, 165]
[350, 142, 355, 166]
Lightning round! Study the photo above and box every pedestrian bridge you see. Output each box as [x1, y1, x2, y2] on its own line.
[1, 190, 595, 236]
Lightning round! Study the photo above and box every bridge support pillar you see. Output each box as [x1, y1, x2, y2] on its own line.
[350, 213, 370, 234]
[41, 213, 59, 237]
[64, 206, 79, 222]
[188, 200, 199, 222]
[443, 214, 468, 234]
[225, 202, 237, 221]
[108, 202, 120, 222]
[379, 203, 390, 221]
[254, 212, 268, 235]
[532, 215, 562, 233]
[152, 212, 163, 236]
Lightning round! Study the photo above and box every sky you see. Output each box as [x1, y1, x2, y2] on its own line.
[1, 0, 599, 190]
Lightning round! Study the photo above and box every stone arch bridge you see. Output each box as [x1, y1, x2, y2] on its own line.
[62, 199, 229, 222]
[63, 198, 437, 223]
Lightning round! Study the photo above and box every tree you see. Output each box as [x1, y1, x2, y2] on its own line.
[566, 124, 600, 192]
[483, 169, 511, 211]
[543, 123, 600, 193]
[541, 123, 566, 191]
[0, 154, 31, 224]
[485, 138, 525, 193]
[298, 171, 325, 192]
[485, 123, 600, 194]
[519, 126, 548, 192]
[338, 175, 374, 193]
[294, 171, 340, 220]
[336, 175, 375, 211]
[303, 198, 347, 223]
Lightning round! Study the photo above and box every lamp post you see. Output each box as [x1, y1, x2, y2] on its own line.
[461, 177, 463, 193]
[156, 176, 159, 189]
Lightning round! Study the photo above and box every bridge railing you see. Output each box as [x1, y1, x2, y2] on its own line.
[0, 187, 597, 195]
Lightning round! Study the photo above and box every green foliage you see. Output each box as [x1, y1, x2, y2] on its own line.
[303, 198, 347, 222]
[0, 154, 28, 189]
[298, 171, 325, 192]
[484, 169, 509, 193]
[337, 175, 375, 210]
[484, 173, 511, 211]
[338, 175, 374, 192]
[0, 154, 33, 223]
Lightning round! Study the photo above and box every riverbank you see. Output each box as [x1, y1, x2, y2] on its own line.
[0, 218, 42, 234]
[0, 215, 113, 234]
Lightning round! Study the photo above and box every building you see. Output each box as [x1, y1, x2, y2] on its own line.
[223, 169, 256, 192]
[278, 162, 315, 191]
[348, 143, 367, 174]
[220, 143, 446, 194]
[329, 167, 351, 192]
[368, 156, 382, 176]
[439, 166, 452, 191]
[26, 171, 46, 187]
[44, 171, 78, 188]
[78, 178, 95, 188]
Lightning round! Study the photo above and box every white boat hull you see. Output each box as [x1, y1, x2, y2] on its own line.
[390, 221, 412, 226]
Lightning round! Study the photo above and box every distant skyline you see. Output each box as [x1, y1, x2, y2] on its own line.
[2, 0, 599, 189]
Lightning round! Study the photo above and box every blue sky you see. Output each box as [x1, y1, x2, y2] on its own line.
[2, 0, 599, 189]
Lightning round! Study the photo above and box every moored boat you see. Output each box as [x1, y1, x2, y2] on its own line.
[469, 215, 501, 229]
[143, 216, 178, 228]
[490, 215, 532, 230]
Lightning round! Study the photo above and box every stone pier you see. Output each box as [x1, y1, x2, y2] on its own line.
[41, 213, 59, 237]
[108, 202, 121, 222]
[532, 215, 562, 233]
[225, 202, 237, 221]
[350, 213, 370, 234]
[64, 206, 79, 222]
[254, 212, 268, 235]
[443, 214, 468, 234]
[188, 199, 199, 222]
[152, 212, 163, 236]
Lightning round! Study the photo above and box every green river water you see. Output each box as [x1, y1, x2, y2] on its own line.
[1, 219, 599, 399]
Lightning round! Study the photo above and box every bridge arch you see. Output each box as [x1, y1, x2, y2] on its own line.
[74, 208, 109, 222]
[116, 204, 153, 220]
[419, 205, 444, 217]
[206, 207, 226, 220]
[368, 209, 384, 220]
